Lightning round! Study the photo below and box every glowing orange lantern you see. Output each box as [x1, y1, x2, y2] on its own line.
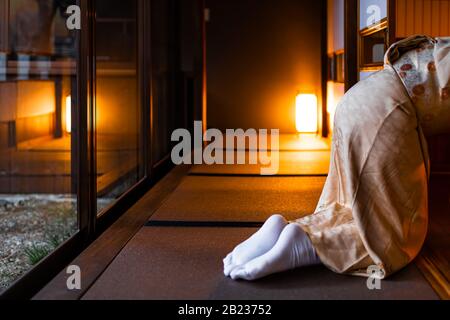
[295, 93, 318, 133]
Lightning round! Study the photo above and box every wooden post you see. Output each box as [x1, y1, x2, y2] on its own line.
[344, 0, 358, 92]
[0, 0, 9, 53]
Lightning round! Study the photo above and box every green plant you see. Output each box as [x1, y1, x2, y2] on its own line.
[46, 233, 62, 249]
[23, 213, 77, 266]
[24, 245, 52, 265]
[24, 230, 74, 265]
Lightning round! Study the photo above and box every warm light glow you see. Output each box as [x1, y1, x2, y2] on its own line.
[327, 82, 336, 132]
[295, 93, 318, 133]
[326, 81, 345, 133]
[65, 95, 72, 134]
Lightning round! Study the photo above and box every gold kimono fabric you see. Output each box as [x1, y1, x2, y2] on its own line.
[295, 35, 450, 278]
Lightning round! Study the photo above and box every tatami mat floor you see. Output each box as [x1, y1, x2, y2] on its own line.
[80, 135, 440, 300]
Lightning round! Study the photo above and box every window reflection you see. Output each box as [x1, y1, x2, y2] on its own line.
[95, 0, 143, 213]
[360, 28, 387, 66]
[359, 0, 388, 71]
[0, 0, 78, 292]
[151, 0, 178, 163]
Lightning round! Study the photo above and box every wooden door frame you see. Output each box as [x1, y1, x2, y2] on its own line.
[388, 0, 397, 46]
[0, 0, 8, 53]
[345, 0, 397, 92]
[344, 0, 358, 92]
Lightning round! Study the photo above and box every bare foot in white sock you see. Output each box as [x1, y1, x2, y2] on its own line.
[223, 214, 288, 276]
[229, 223, 321, 281]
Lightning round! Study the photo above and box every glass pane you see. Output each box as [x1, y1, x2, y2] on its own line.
[360, 70, 376, 81]
[0, 0, 78, 292]
[359, 0, 387, 30]
[95, 0, 143, 214]
[360, 28, 387, 66]
[151, 0, 178, 164]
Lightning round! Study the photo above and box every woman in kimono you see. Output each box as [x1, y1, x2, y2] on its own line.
[224, 35, 450, 281]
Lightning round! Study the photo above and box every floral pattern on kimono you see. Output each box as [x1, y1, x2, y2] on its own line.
[391, 37, 450, 136]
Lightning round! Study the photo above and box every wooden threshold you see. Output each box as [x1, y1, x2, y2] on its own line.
[417, 174, 450, 300]
[33, 165, 191, 300]
[416, 246, 450, 300]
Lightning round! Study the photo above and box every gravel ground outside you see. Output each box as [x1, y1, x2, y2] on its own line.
[0, 195, 77, 293]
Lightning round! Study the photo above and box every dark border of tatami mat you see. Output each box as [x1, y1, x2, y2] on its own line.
[189, 151, 330, 177]
[146, 220, 264, 228]
[219, 134, 332, 152]
[189, 172, 328, 177]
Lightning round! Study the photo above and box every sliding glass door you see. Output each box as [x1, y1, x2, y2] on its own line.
[1, 0, 204, 299]
[0, 0, 79, 292]
[94, 0, 144, 214]
[0, 0, 149, 297]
